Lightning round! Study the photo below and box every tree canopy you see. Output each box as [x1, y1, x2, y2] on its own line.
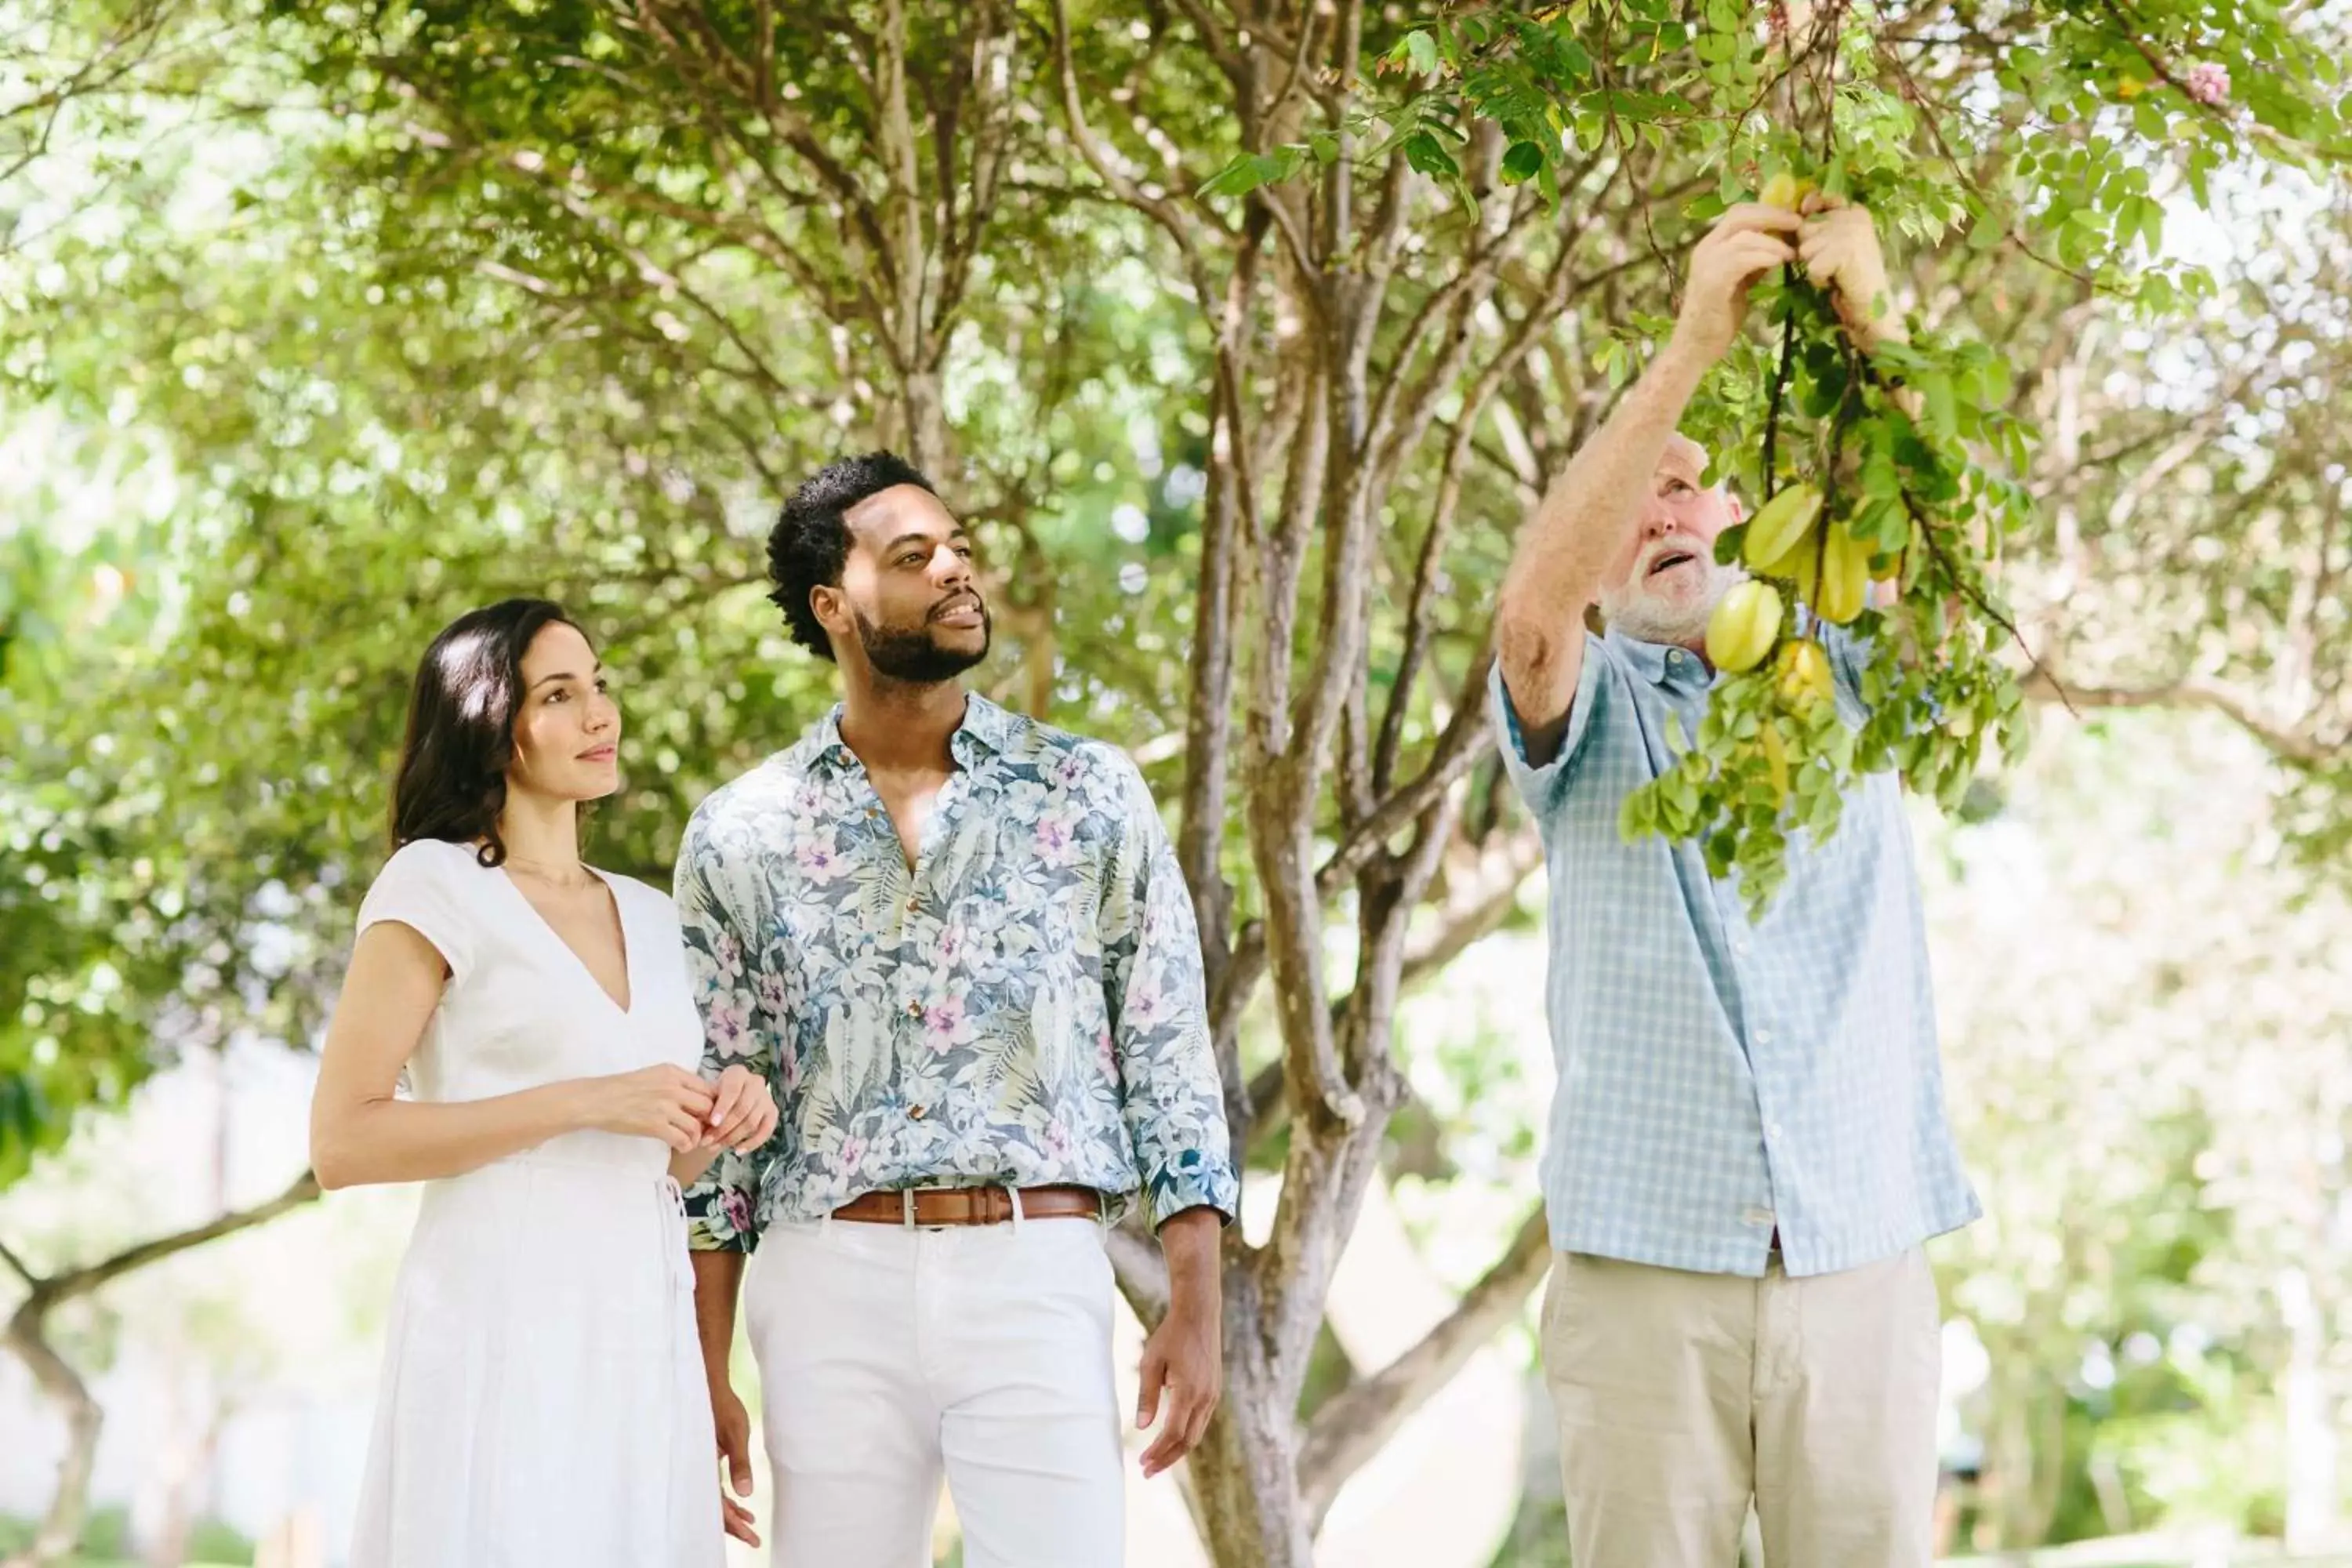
[5, 0, 2350, 1559]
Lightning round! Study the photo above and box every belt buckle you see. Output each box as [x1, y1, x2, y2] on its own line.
[900, 1189, 917, 1229]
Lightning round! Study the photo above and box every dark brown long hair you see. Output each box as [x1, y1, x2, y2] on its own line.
[389, 598, 580, 866]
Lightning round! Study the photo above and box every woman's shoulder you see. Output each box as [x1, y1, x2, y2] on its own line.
[369, 836, 488, 894]
[358, 839, 489, 978]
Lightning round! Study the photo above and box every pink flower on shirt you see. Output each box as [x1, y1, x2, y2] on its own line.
[756, 970, 790, 1016]
[1033, 804, 1083, 869]
[1120, 975, 1167, 1032]
[706, 995, 756, 1059]
[923, 995, 973, 1053]
[795, 833, 848, 886]
[721, 1189, 755, 1237]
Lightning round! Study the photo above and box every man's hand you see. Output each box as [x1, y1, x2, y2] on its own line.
[1138, 1205, 1223, 1479]
[1797, 194, 1905, 352]
[712, 1377, 760, 1548]
[1668, 203, 1802, 365]
[1136, 1301, 1221, 1479]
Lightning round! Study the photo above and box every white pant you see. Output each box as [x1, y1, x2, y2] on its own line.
[1541, 1247, 1942, 1567]
[743, 1210, 1124, 1568]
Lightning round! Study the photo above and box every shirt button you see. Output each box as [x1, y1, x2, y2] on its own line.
[1766, 1121, 1784, 1141]
[1732, 938, 1750, 956]
[1755, 1028, 1773, 1046]
[1743, 1207, 1776, 1227]
[905, 1000, 922, 1018]
[908, 1105, 926, 1121]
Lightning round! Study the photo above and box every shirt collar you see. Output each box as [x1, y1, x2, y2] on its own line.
[952, 691, 1014, 765]
[1606, 626, 1670, 684]
[810, 689, 1013, 773]
[1604, 627, 1711, 690]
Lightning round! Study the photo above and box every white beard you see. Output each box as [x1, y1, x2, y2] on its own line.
[1599, 557, 1747, 648]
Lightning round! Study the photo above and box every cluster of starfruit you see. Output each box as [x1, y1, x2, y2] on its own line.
[1702, 481, 1881, 677]
[1616, 171, 2031, 919]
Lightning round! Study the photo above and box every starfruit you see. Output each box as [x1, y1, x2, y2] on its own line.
[1705, 580, 1783, 673]
[1814, 521, 1871, 625]
[1759, 533, 1818, 604]
[1759, 171, 1815, 211]
[1741, 483, 1824, 572]
[1776, 637, 1835, 710]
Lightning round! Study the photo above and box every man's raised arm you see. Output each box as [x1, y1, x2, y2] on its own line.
[1494, 205, 1800, 764]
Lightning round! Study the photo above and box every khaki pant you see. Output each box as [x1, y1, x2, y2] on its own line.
[1540, 1247, 1941, 1567]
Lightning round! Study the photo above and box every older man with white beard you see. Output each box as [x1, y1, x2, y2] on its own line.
[1487, 196, 1978, 1567]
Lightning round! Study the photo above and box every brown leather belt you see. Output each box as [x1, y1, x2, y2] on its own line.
[832, 1184, 1105, 1227]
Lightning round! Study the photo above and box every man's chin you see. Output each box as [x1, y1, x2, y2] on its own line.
[859, 620, 992, 684]
[1602, 583, 1722, 648]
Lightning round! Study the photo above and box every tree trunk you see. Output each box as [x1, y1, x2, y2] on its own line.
[0, 1171, 319, 1566]
[1187, 1376, 1316, 1566]
[2, 1309, 103, 1567]
[144, 1366, 230, 1568]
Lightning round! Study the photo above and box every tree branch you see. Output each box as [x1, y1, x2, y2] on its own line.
[1296, 1204, 1552, 1521]
[1047, 0, 1229, 313]
[2020, 669, 2339, 768]
[1397, 826, 1542, 991]
[28, 1170, 321, 1309]
[1324, 656, 1497, 891]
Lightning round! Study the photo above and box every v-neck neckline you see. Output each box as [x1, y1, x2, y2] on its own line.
[495, 863, 636, 1014]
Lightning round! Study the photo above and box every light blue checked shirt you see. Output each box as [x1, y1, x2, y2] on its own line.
[1492, 627, 1978, 1279]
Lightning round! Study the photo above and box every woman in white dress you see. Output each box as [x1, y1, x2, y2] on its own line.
[310, 598, 779, 1565]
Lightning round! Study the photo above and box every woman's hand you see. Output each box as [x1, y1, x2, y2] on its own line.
[585, 1064, 717, 1152]
[700, 1064, 779, 1153]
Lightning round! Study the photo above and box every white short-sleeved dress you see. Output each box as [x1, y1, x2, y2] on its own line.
[347, 837, 722, 1567]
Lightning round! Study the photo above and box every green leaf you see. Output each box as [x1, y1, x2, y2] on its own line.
[1403, 131, 1461, 180]
[1199, 152, 1276, 199]
[1619, 786, 1657, 844]
[1405, 29, 1443, 78]
[1501, 140, 1546, 186]
[1918, 371, 1958, 440]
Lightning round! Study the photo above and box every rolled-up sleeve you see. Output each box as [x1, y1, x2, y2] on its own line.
[1099, 760, 1239, 1229]
[1490, 634, 1609, 819]
[674, 811, 773, 1253]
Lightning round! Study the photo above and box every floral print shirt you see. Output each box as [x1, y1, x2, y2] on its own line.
[675, 692, 1238, 1250]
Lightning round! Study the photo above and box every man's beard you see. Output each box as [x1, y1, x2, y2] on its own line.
[853, 603, 990, 684]
[1598, 558, 1746, 648]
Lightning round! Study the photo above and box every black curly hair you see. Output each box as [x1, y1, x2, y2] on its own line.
[766, 450, 939, 661]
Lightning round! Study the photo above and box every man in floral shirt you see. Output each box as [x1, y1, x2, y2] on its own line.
[677, 451, 1237, 1567]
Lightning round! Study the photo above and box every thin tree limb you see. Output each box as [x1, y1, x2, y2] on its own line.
[1296, 1205, 1552, 1521]
[21, 1170, 321, 1310]
[2020, 670, 2337, 767]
